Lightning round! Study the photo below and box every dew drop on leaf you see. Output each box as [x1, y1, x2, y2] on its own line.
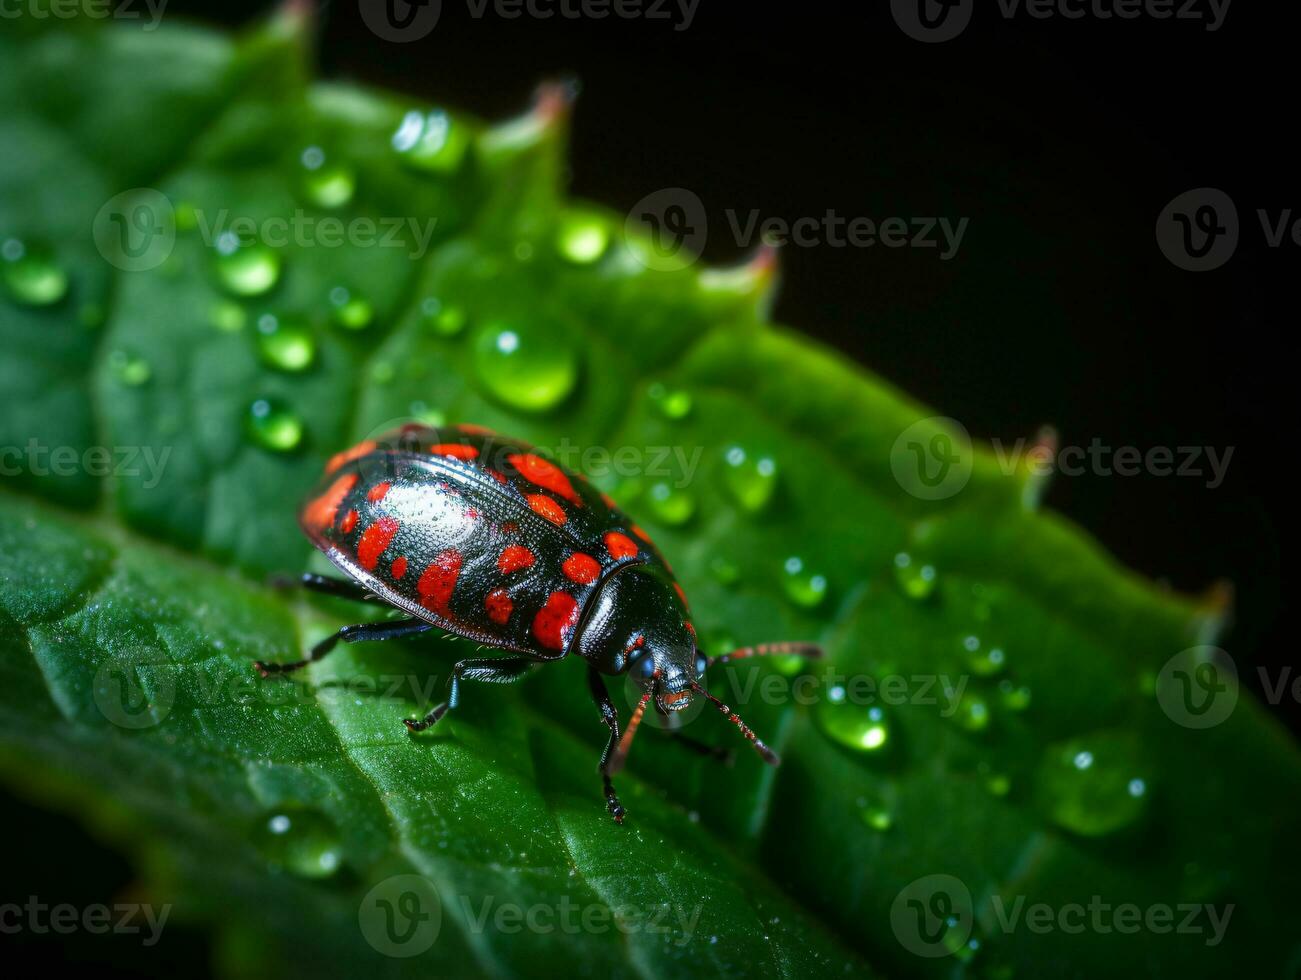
[892, 552, 937, 600]
[782, 556, 827, 609]
[998, 678, 1032, 711]
[255, 807, 344, 879]
[256, 313, 316, 372]
[723, 445, 778, 513]
[108, 349, 151, 387]
[961, 634, 1006, 677]
[392, 108, 470, 173]
[817, 688, 890, 754]
[856, 794, 894, 831]
[708, 554, 740, 586]
[209, 300, 247, 333]
[471, 320, 578, 413]
[300, 146, 356, 209]
[421, 297, 467, 337]
[329, 286, 373, 330]
[556, 213, 609, 264]
[1037, 732, 1151, 837]
[214, 236, 281, 297]
[247, 397, 304, 452]
[1, 239, 68, 306]
[646, 481, 695, 526]
[647, 382, 692, 420]
[951, 693, 992, 733]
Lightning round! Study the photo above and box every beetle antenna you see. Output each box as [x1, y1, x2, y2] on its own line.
[706, 641, 822, 669]
[608, 689, 651, 775]
[689, 682, 780, 766]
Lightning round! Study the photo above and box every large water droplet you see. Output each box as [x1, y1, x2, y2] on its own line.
[300, 145, 356, 209]
[1037, 732, 1150, 837]
[108, 350, 151, 387]
[214, 236, 281, 297]
[255, 806, 344, 879]
[646, 481, 695, 526]
[961, 634, 1006, 677]
[647, 382, 692, 420]
[782, 556, 828, 609]
[556, 213, 609, 264]
[2, 239, 68, 306]
[392, 109, 470, 173]
[723, 445, 778, 513]
[247, 397, 304, 452]
[421, 297, 467, 337]
[893, 552, 937, 600]
[472, 320, 578, 413]
[817, 687, 890, 754]
[328, 286, 373, 330]
[256, 313, 316, 372]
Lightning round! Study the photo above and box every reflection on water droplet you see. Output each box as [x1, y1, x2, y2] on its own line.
[952, 693, 991, 733]
[255, 806, 344, 879]
[472, 320, 578, 413]
[214, 239, 281, 297]
[892, 552, 937, 600]
[108, 350, 151, 387]
[210, 300, 246, 333]
[300, 146, 356, 209]
[998, 679, 1031, 711]
[782, 556, 827, 609]
[979, 762, 1011, 797]
[646, 481, 695, 526]
[247, 397, 304, 452]
[647, 382, 692, 420]
[817, 688, 890, 754]
[723, 445, 778, 513]
[256, 313, 316, 372]
[2, 240, 68, 306]
[421, 297, 466, 337]
[1038, 731, 1150, 837]
[329, 286, 373, 330]
[857, 796, 893, 831]
[962, 634, 1006, 677]
[392, 108, 470, 173]
[557, 213, 609, 264]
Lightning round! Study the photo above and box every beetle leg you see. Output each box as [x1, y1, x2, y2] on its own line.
[254, 617, 431, 676]
[404, 656, 536, 732]
[586, 666, 628, 824]
[706, 641, 823, 668]
[293, 572, 389, 606]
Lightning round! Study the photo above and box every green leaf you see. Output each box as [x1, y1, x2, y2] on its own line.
[1, 14, 1296, 979]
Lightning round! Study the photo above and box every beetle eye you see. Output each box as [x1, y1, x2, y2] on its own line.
[635, 654, 658, 682]
[694, 652, 708, 677]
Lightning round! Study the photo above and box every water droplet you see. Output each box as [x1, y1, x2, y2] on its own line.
[998, 679, 1032, 711]
[817, 688, 890, 754]
[857, 796, 893, 831]
[723, 445, 778, 513]
[709, 555, 740, 586]
[2, 240, 68, 306]
[255, 806, 343, 879]
[1037, 732, 1150, 836]
[961, 635, 1006, 677]
[421, 297, 466, 337]
[214, 238, 281, 297]
[247, 397, 304, 452]
[513, 241, 535, 263]
[210, 300, 247, 333]
[256, 313, 316, 372]
[300, 146, 356, 209]
[392, 108, 470, 173]
[371, 360, 396, 384]
[556, 213, 609, 264]
[782, 556, 828, 609]
[951, 693, 991, 733]
[978, 762, 1011, 797]
[892, 552, 937, 600]
[647, 382, 692, 420]
[471, 320, 578, 413]
[329, 286, 373, 330]
[108, 350, 151, 387]
[646, 481, 695, 526]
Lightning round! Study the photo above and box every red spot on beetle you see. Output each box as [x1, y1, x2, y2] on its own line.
[508, 453, 582, 505]
[604, 531, 638, 560]
[600, 493, 617, 510]
[430, 443, 478, 460]
[498, 544, 535, 575]
[684, 620, 696, 639]
[303, 473, 358, 531]
[563, 553, 601, 585]
[391, 556, 408, 579]
[485, 589, 513, 625]
[417, 548, 462, 614]
[533, 591, 580, 650]
[455, 423, 496, 436]
[340, 509, 359, 534]
[527, 494, 567, 525]
[367, 481, 392, 503]
[325, 440, 376, 475]
[631, 525, 652, 543]
[673, 582, 690, 608]
[357, 516, 400, 571]
[486, 468, 509, 484]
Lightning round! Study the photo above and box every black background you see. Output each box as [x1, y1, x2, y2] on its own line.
[7, 0, 1293, 973]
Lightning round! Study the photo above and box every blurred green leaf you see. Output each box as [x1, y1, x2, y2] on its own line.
[0, 13, 1296, 980]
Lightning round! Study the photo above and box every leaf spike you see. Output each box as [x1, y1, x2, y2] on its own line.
[1020, 424, 1058, 511]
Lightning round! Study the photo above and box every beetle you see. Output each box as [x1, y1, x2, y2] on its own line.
[255, 423, 821, 822]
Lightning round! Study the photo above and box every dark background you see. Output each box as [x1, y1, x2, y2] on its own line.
[8, 0, 1293, 973]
